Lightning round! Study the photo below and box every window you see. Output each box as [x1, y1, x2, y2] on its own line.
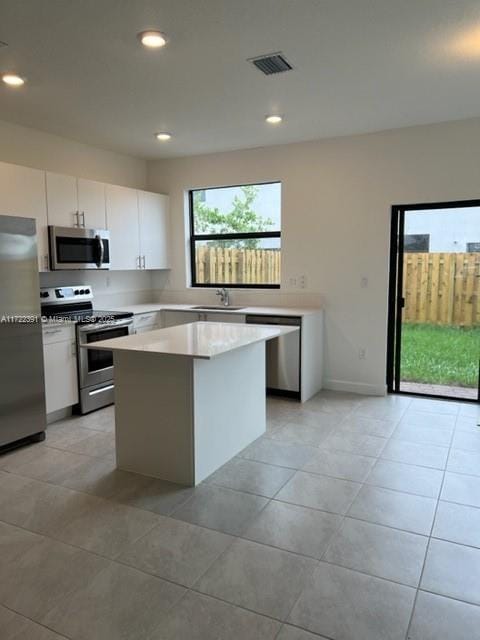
[467, 242, 480, 252]
[189, 182, 281, 288]
[404, 234, 430, 252]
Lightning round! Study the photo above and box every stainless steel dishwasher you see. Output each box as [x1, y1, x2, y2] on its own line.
[246, 315, 301, 398]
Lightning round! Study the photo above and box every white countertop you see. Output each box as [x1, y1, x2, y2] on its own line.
[82, 321, 299, 359]
[109, 302, 321, 318]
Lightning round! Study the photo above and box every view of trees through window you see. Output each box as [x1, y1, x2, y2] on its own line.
[190, 182, 281, 287]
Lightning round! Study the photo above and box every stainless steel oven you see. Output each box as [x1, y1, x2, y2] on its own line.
[49, 226, 110, 270]
[77, 317, 133, 413]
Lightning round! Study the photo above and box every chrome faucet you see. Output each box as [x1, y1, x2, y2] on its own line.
[216, 288, 230, 307]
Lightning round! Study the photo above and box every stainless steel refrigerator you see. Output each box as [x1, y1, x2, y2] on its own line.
[0, 215, 46, 449]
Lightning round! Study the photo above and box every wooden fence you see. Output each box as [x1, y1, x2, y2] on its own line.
[195, 246, 281, 285]
[403, 252, 480, 326]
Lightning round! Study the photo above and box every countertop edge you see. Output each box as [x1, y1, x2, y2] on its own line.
[107, 302, 323, 317]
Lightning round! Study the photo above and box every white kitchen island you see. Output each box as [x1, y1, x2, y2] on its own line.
[84, 321, 299, 486]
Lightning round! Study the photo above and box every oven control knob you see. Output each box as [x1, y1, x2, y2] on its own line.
[40, 291, 49, 298]
[74, 289, 80, 295]
[85, 289, 90, 294]
[79, 289, 85, 294]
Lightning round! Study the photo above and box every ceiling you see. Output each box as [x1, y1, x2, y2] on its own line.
[1, 0, 480, 159]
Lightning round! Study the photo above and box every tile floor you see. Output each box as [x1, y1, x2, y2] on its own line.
[0, 392, 479, 640]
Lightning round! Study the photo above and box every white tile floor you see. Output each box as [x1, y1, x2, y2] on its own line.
[0, 392, 479, 639]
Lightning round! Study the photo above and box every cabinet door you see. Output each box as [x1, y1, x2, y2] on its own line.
[205, 313, 246, 323]
[77, 178, 106, 229]
[0, 161, 49, 271]
[163, 311, 201, 327]
[45, 172, 79, 228]
[43, 340, 78, 413]
[138, 191, 169, 270]
[133, 312, 162, 333]
[135, 323, 162, 334]
[105, 184, 140, 270]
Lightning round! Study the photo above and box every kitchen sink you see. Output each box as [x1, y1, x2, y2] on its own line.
[192, 305, 245, 311]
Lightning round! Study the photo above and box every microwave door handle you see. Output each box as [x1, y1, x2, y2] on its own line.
[95, 235, 104, 268]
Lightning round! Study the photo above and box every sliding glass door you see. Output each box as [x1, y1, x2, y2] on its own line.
[388, 200, 480, 402]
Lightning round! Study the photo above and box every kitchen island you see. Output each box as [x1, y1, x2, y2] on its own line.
[83, 321, 299, 485]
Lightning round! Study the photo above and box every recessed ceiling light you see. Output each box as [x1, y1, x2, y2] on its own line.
[2, 73, 25, 87]
[156, 132, 172, 141]
[138, 30, 167, 48]
[265, 114, 283, 124]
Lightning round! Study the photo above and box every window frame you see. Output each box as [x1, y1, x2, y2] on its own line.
[188, 182, 281, 289]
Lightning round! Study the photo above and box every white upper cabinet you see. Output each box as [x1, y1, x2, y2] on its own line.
[105, 184, 140, 270]
[77, 178, 107, 228]
[0, 161, 169, 273]
[46, 173, 106, 229]
[0, 161, 49, 271]
[138, 190, 170, 270]
[45, 172, 78, 227]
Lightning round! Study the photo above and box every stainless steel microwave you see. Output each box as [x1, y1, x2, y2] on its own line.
[48, 226, 110, 270]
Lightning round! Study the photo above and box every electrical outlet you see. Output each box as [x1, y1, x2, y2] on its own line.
[358, 348, 366, 360]
[299, 275, 307, 289]
[289, 276, 298, 288]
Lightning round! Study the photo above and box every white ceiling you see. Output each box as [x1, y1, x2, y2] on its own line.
[1, 0, 480, 159]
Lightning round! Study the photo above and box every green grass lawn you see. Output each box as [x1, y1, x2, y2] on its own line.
[401, 323, 480, 388]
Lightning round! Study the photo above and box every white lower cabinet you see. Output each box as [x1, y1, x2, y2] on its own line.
[133, 311, 162, 334]
[135, 324, 162, 334]
[42, 325, 78, 414]
[205, 312, 246, 323]
[162, 310, 201, 327]
[162, 310, 245, 326]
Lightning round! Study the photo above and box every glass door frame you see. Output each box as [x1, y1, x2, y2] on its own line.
[387, 198, 480, 403]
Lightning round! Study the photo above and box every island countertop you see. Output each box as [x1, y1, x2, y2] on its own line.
[82, 321, 298, 359]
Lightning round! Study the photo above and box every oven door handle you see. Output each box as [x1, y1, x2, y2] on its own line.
[78, 320, 134, 336]
[95, 234, 104, 268]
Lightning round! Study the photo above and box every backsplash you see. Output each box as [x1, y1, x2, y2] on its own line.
[39, 269, 322, 310]
[150, 268, 322, 308]
[39, 270, 153, 308]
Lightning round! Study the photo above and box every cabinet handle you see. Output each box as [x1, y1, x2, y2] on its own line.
[136, 255, 141, 269]
[74, 211, 79, 227]
[142, 255, 146, 269]
[80, 211, 85, 227]
[44, 328, 62, 335]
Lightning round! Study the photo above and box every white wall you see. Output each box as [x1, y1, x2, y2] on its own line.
[0, 119, 147, 188]
[38, 270, 153, 309]
[147, 117, 480, 395]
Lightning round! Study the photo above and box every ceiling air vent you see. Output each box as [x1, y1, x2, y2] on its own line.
[249, 52, 293, 75]
[0, 41, 8, 49]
